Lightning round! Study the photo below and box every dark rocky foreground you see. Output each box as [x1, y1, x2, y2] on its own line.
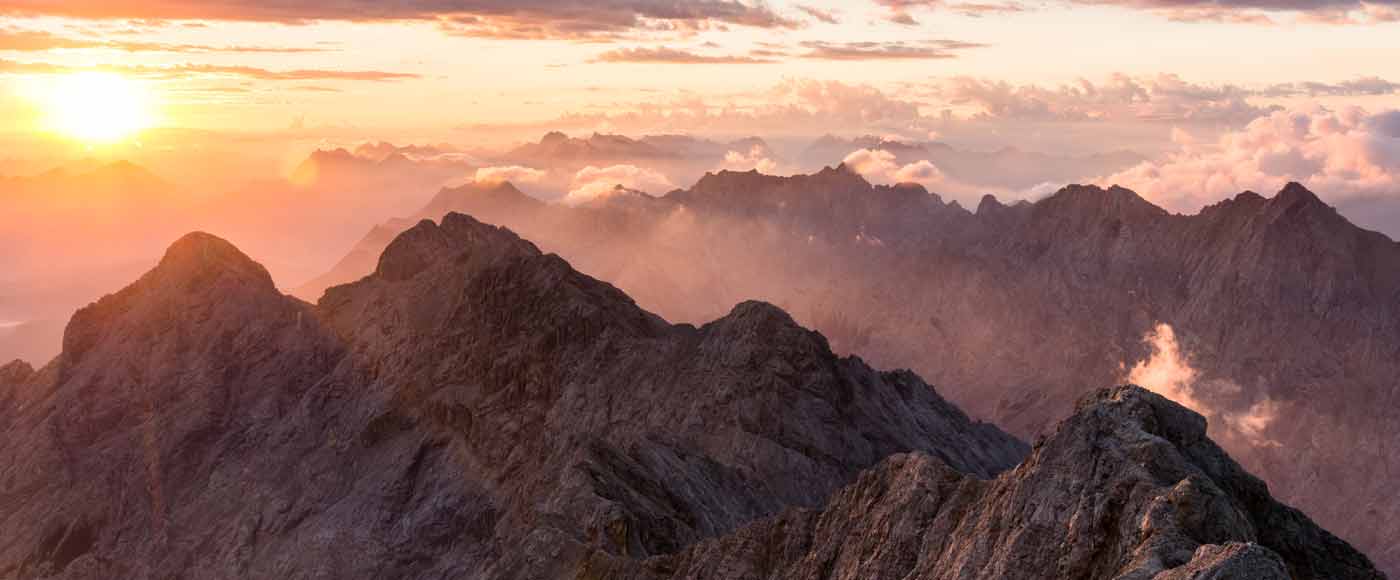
[585, 387, 1380, 580]
[0, 214, 1381, 578]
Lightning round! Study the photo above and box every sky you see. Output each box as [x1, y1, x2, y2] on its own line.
[2, 0, 1400, 226]
[2, 0, 1398, 133]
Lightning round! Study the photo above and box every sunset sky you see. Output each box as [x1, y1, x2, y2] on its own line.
[2, 0, 1400, 227]
[2, 0, 1398, 134]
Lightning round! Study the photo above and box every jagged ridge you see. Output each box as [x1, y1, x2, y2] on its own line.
[0, 214, 1026, 579]
[585, 386, 1381, 580]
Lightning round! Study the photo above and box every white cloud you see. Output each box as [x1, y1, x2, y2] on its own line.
[843, 148, 952, 190]
[719, 145, 781, 174]
[564, 164, 676, 205]
[1097, 105, 1400, 212]
[475, 165, 546, 185]
[1126, 323, 1281, 448]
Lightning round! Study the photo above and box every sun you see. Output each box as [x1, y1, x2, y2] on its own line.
[42, 72, 155, 144]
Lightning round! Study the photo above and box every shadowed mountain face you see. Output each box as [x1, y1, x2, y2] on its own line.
[301, 170, 1400, 575]
[0, 217, 1029, 578]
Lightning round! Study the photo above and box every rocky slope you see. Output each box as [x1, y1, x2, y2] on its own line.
[300, 170, 1400, 574]
[0, 216, 1027, 578]
[585, 387, 1380, 579]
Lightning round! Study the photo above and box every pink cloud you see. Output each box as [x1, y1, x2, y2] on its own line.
[564, 164, 676, 205]
[1096, 105, 1400, 212]
[475, 165, 546, 185]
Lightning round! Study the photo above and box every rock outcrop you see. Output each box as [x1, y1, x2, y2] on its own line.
[584, 387, 1381, 580]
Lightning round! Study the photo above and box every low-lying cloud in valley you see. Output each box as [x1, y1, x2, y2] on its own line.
[1126, 323, 1282, 449]
[718, 144, 782, 174]
[564, 164, 676, 205]
[475, 165, 546, 185]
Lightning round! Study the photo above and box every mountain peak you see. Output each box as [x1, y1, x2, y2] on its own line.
[59, 232, 310, 376]
[1276, 181, 1326, 207]
[374, 213, 540, 282]
[0, 359, 34, 386]
[826, 162, 860, 176]
[150, 232, 276, 293]
[976, 194, 1006, 215]
[717, 300, 800, 329]
[889, 181, 929, 195]
[1038, 183, 1168, 221]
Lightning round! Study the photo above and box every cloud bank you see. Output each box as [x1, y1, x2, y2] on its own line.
[1098, 105, 1400, 212]
[475, 165, 546, 185]
[565, 164, 676, 205]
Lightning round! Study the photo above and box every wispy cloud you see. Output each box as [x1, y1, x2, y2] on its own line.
[1262, 77, 1400, 97]
[795, 4, 840, 23]
[872, 0, 1024, 22]
[592, 46, 775, 64]
[0, 0, 802, 40]
[1095, 105, 1400, 211]
[875, 0, 1398, 23]
[0, 58, 419, 81]
[797, 40, 987, 60]
[0, 27, 328, 53]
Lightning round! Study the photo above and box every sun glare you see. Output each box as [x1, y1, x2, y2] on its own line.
[42, 72, 155, 144]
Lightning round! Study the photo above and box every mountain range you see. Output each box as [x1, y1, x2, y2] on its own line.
[0, 212, 1381, 578]
[297, 167, 1400, 576]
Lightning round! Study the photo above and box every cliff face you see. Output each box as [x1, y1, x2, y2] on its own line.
[0, 217, 1027, 579]
[297, 174, 1400, 574]
[585, 387, 1381, 580]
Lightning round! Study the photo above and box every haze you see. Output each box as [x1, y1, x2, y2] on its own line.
[2, 1, 1399, 577]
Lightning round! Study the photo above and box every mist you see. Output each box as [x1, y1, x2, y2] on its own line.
[1127, 323, 1282, 449]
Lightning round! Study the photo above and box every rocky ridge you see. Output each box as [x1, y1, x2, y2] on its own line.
[0, 215, 1027, 579]
[584, 386, 1381, 580]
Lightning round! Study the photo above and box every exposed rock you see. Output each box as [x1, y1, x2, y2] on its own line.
[1154, 543, 1289, 580]
[584, 387, 1381, 580]
[0, 217, 1027, 579]
[0, 360, 32, 387]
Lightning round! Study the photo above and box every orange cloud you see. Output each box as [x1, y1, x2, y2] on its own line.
[0, 60, 418, 82]
[0, 1, 801, 39]
[565, 164, 676, 205]
[1095, 105, 1400, 211]
[798, 40, 987, 60]
[475, 165, 546, 185]
[0, 27, 328, 53]
[592, 46, 775, 64]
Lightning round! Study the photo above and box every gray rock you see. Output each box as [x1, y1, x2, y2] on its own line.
[583, 387, 1381, 580]
[0, 216, 1026, 579]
